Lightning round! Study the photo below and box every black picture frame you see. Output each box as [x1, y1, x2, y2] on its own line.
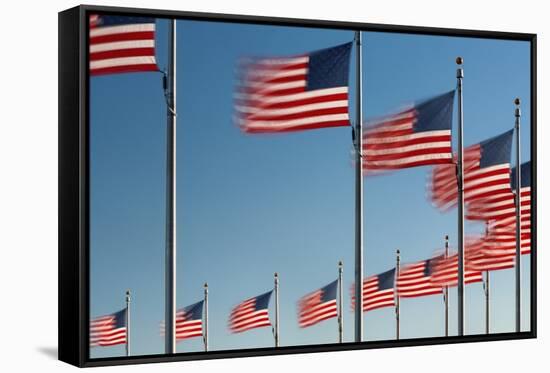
[58, 4, 537, 368]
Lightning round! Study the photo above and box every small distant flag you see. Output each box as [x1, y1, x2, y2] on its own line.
[429, 253, 483, 286]
[235, 42, 352, 133]
[90, 309, 127, 347]
[352, 269, 396, 312]
[89, 14, 158, 76]
[172, 301, 204, 341]
[396, 258, 443, 298]
[229, 291, 273, 333]
[362, 90, 455, 173]
[298, 280, 338, 328]
[431, 129, 514, 211]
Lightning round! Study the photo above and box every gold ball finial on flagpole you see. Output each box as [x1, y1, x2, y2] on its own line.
[514, 97, 521, 106]
[456, 56, 463, 65]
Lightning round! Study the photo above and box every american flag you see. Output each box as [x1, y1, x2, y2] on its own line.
[235, 42, 352, 133]
[175, 301, 204, 341]
[90, 309, 127, 347]
[467, 161, 532, 256]
[351, 269, 396, 312]
[482, 222, 531, 256]
[362, 90, 454, 173]
[229, 291, 272, 333]
[396, 258, 443, 298]
[465, 190, 517, 221]
[467, 161, 531, 226]
[429, 253, 483, 287]
[160, 300, 204, 341]
[89, 14, 158, 76]
[466, 235, 515, 272]
[298, 280, 338, 328]
[430, 129, 514, 211]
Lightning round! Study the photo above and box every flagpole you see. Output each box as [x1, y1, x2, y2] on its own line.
[484, 222, 490, 334]
[126, 290, 131, 357]
[444, 235, 449, 337]
[204, 283, 209, 352]
[164, 18, 177, 355]
[395, 249, 400, 340]
[514, 97, 522, 333]
[274, 272, 280, 347]
[338, 260, 344, 343]
[456, 57, 465, 336]
[353, 29, 364, 344]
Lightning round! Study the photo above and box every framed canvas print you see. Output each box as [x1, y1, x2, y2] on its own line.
[58, 4, 536, 367]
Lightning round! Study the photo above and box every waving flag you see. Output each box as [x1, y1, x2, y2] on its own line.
[429, 253, 483, 286]
[362, 90, 455, 173]
[431, 129, 514, 211]
[235, 42, 352, 133]
[466, 236, 515, 272]
[160, 301, 205, 341]
[298, 280, 338, 328]
[90, 309, 127, 347]
[466, 161, 532, 256]
[352, 269, 396, 312]
[482, 222, 531, 256]
[175, 301, 204, 341]
[229, 291, 273, 333]
[89, 14, 158, 76]
[466, 161, 531, 223]
[396, 258, 443, 298]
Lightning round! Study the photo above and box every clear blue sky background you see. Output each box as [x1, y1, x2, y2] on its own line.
[89, 18, 531, 358]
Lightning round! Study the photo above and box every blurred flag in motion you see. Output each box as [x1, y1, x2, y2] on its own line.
[466, 160, 531, 223]
[429, 253, 483, 286]
[89, 14, 158, 76]
[235, 42, 352, 133]
[161, 300, 205, 341]
[229, 291, 273, 333]
[430, 129, 514, 211]
[467, 161, 532, 256]
[482, 221, 531, 256]
[396, 258, 443, 298]
[298, 280, 338, 328]
[362, 90, 455, 173]
[466, 235, 515, 272]
[90, 309, 127, 347]
[352, 268, 396, 312]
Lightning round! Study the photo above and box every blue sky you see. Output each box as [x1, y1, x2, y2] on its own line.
[89, 18, 531, 358]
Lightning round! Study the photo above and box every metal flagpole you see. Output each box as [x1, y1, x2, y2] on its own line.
[444, 235, 449, 337]
[396, 250, 400, 340]
[514, 97, 522, 333]
[164, 18, 177, 355]
[204, 283, 208, 352]
[456, 57, 465, 336]
[353, 29, 364, 344]
[274, 272, 280, 347]
[126, 290, 131, 356]
[338, 261, 344, 343]
[484, 222, 490, 334]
